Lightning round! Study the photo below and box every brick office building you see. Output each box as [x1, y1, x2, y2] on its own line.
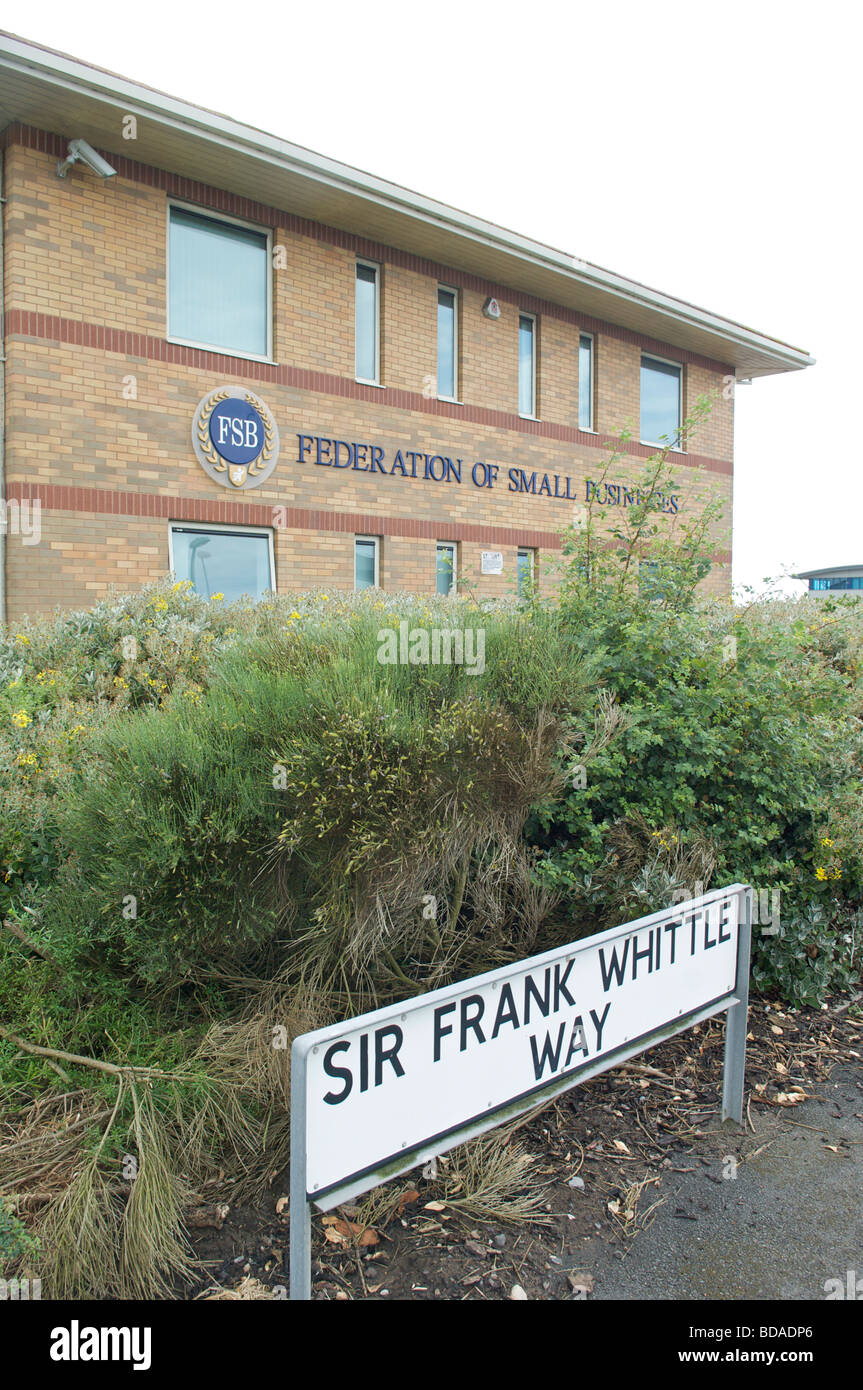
[0, 33, 813, 622]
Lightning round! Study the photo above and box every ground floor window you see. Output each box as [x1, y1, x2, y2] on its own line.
[169, 524, 274, 601]
[517, 548, 536, 596]
[355, 535, 380, 589]
[436, 542, 457, 595]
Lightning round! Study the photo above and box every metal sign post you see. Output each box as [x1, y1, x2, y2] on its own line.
[289, 884, 752, 1300]
[721, 884, 752, 1125]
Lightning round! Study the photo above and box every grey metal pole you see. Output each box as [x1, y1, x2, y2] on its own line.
[289, 1042, 312, 1301]
[721, 886, 752, 1125]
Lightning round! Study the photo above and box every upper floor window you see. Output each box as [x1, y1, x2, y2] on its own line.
[518, 313, 537, 418]
[641, 354, 682, 448]
[437, 287, 458, 400]
[356, 260, 380, 384]
[579, 333, 594, 431]
[168, 206, 270, 358]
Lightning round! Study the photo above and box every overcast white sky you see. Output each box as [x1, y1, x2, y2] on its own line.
[9, 0, 860, 594]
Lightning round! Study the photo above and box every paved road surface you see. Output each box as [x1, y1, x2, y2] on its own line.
[578, 1066, 863, 1300]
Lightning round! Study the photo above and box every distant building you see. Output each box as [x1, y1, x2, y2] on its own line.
[794, 565, 863, 593]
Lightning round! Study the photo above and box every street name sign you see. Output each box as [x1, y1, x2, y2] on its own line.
[290, 884, 751, 1298]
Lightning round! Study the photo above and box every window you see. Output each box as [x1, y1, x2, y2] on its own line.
[810, 576, 863, 591]
[518, 313, 536, 417]
[437, 287, 458, 400]
[436, 542, 457, 596]
[168, 206, 270, 358]
[170, 524, 274, 602]
[517, 548, 535, 596]
[355, 260, 380, 384]
[355, 535, 380, 589]
[579, 334, 594, 430]
[640, 355, 682, 447]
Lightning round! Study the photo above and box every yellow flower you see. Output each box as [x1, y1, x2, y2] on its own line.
[14, 633, 30, 645]
[821, 837, 834, 848]
[815, 866, 828, 881]
[11, 709, 31, 728]
[321, 594, 329, 601]
[210, 593, 224, 602]
[7, 679, 20, 690]
[290, 610, 301, 620]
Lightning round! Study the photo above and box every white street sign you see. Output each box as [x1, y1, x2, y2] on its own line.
[295, 887, 743, 1203]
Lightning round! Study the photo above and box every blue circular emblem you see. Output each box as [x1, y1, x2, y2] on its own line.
[208, 397, 266, 466]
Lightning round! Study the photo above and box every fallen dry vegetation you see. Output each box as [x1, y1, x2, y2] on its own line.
[185, 993, 863, 1300]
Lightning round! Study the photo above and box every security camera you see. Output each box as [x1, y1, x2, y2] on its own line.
[56, 139, 117, 180]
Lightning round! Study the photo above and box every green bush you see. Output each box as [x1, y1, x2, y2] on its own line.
[0, 1196, 40, 1270]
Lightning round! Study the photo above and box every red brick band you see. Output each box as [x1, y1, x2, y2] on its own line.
[5, 480, 732, 567]
[3, 123, 735, 379]
[6, 308, 733, 478]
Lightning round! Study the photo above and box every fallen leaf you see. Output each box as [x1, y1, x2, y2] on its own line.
[397, 1189, 419, 1215]
[275, 1196, 289, 1216]
[424, 1200, 446, 1212]
[613, 1140, 631, 1154]
[775, 1091, 808, 1106]
[510, 1284, 528, 1300]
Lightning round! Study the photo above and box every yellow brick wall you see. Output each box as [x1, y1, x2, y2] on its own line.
[2, 138, 734, 620]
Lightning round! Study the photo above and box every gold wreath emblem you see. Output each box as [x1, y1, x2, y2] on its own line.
[244, 392, 275, 476]
[197, 391, 274, 484]
[196, 390, 230, 472]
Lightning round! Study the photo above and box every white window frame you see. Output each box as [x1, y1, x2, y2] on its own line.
[166, 201, 274, 362]
[579, 332, 595, 432]
[355, 259, 381, 386]
[640, 352, 684, 451]
[354, 534, 381, 589]
[436, 540, 458, 596]
[168, 520, 276, 597]
[518, 312, 538, 419]
[517, 546, 536, 594]
[437, 285, 459, 402]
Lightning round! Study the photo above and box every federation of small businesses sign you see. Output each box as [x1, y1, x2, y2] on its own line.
[290, 885, 752, 1298]
[192, 386, 279, 489]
